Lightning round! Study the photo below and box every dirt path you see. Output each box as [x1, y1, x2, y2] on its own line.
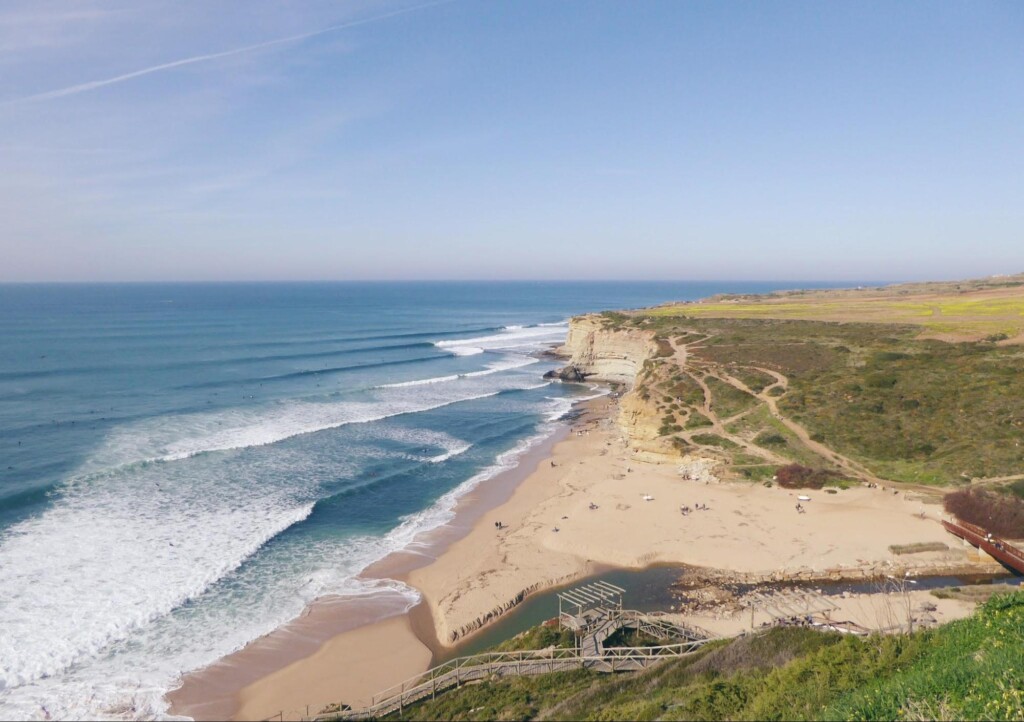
[657, 338, 957, 497]
[712, 365, 888, 485]
[663, 338, 787, 464]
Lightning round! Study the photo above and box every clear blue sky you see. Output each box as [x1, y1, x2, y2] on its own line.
[1, 1, 1021, 282]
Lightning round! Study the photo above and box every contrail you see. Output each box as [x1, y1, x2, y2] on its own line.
[4, 0, 453, 106]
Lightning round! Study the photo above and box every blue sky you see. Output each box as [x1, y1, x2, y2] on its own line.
[1, 1, 1021, 282]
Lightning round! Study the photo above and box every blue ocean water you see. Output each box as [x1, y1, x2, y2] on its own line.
[0, 281, 839, 718]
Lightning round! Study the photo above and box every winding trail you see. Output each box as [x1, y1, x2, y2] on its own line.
[654, 337, 785, 464]
[661, 337, 907, 488]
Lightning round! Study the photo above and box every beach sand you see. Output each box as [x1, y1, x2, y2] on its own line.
[174, 394, 995, 720]
[233, 613, 431, 721]
[404, 394, 976, 647]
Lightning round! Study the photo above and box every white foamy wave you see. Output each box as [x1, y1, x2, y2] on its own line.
[0, 482, 314, 692]
[379, 374, 461, 388]
[378, 426, 557, 556]
[434, 323, 568, 356]
[544, 385, 609, 421]
[81, 373, 547, 473]
[0, 367, 568, 718]
[368, 426, 473, 465]
[0, 555, 419, 721]
[427, 443, 472, 463]
[464, 356, 539, 376]
[376, 355, 539, 390]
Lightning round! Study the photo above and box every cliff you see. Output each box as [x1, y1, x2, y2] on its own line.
[556, 314, 659, 384]
[557, 315, 676, 458]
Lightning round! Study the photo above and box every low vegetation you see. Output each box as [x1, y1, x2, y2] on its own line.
[888, 542, 949, 555]
[647, 274, 1024, 341]
[617, 305, 1024, 485]
[774, 464, 841, 489]
[390, 592, 1024, 721]
[945, 487, 1024, 539]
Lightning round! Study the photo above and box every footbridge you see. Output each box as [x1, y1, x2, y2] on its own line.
[942, 518, 1024, 575]
[315, 581, 716, 720]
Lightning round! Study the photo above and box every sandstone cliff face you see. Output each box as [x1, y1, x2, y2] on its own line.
[557, 315, 659, 384]
[558, 315, 675, 459]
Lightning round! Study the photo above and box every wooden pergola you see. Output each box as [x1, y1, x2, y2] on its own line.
[557, 581, 626, 631]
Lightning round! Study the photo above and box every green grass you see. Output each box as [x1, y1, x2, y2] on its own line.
[390, 593, 1024, 721]
[487, 624, 575, 653]
[888, 542, 949, 555]
[729, 367, 778, 394]
[621, 314, 1024, 485]
[735, 464, 777, 481]
[684, 410, 714, 430]
[704, 376, 758, 419]
[690, 433, 740, 450]
[1002, 479, 1024, 500]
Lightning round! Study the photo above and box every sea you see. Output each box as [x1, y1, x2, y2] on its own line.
[0, 281, 840, 719]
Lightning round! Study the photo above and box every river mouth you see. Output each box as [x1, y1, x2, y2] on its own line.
[441, 564, 1021, 660]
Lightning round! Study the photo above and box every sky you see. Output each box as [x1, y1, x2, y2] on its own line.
[0, 0, 1021, 282]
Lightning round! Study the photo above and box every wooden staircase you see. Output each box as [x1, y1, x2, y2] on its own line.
[316, 610, 715, 720]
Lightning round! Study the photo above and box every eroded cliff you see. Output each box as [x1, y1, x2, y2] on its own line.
[556, 314, 658, 383]
[557, 315, 677, 458]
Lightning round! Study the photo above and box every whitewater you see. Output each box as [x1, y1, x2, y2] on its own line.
[0, 281, 806, 719]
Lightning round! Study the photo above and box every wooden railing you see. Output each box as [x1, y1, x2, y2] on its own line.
[315, 640, 715, 720]
[314, 611, 717, 720]
[942, 519, 1024, 574]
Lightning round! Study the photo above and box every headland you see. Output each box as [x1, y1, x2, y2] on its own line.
[170, 274, 1024, 720]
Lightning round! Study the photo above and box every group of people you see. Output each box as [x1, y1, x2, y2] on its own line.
[679, 503, 708, 516]
[493, 520, 505, 530]
[795, 503, 806, 514]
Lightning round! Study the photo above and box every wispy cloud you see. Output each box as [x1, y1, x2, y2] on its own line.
[0, 144, 119, 154]
[3, 0, 453, 106]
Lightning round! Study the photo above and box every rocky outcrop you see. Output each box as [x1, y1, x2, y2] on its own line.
[543, 366, 588, 382]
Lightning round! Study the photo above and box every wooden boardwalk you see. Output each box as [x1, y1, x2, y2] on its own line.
[316, 609, 714, 720]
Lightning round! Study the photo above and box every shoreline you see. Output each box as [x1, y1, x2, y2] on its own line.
[167, 397, 591, 721]
[171, 389, 1004, 720]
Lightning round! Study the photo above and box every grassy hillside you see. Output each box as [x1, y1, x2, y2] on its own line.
[605, 311, 1024, 485]
[391, 592, 1024, 721]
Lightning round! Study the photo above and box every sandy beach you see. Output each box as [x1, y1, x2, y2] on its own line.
[172, 393, 999, 720]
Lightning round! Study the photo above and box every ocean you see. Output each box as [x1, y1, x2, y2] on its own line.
[0, 281, 837, 719]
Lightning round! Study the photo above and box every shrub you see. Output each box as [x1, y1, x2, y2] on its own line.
[944, 488, 1024, 538]
[865, 373, 898, 389]
[774, 464, 840, 489]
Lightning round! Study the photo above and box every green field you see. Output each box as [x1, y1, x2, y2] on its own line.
[646, 280, 1024, 341]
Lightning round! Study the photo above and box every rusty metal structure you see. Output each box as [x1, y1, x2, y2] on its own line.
[942, 518, 1024, 576]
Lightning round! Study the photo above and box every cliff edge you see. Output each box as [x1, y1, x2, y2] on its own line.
[555, 314, 657, 383]
[555, 315, 677, 458]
